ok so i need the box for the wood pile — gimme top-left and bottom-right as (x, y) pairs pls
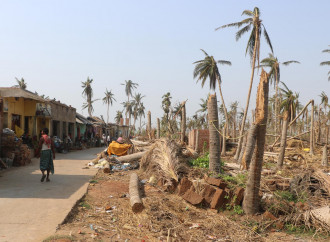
(0, 132), (32, 167)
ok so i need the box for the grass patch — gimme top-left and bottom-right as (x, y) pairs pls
(79, 201), (91, 209)
(89, 179), (98, 184)
(218, 173), (247, 188)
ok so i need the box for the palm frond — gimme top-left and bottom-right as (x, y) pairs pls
(215, 21), (246, 31)
(282, 60), (300, 66)
(320, 61), (330, 66)
(217, 60), (232, 66)
(235, 23), (252, 41)
(262, 24), (273, 53)
(241, 10), (254, 16)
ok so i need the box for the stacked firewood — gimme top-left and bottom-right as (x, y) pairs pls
(1, 133), (31, 167)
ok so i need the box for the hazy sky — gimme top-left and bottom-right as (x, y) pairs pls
(1, 0), (329, 126)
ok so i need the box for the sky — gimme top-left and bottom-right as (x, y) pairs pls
(0, 0), (329, 127)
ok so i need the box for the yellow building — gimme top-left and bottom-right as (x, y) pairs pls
(0, 87), (50, 137)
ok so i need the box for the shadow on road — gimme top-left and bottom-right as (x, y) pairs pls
(0, 173), (93, 199)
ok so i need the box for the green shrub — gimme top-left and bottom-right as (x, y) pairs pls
(189, 153), (209, 168)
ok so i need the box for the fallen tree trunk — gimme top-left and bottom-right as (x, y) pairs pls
(131, 140), (150, 146)
(116, 151), (147, 162)
(129, 173), (144, 213)
(313, 170), (330, 195)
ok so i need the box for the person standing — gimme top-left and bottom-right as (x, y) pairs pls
(36, 128), (55, 182)
(107, 134), (111, 146)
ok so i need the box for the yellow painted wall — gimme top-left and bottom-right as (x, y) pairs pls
(3, 97), (38, 135)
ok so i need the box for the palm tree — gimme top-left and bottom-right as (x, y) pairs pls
(259, 53), (300, 135)
(320, 91), (329, 116)
(81, 77), (96, 117)
(137, 103), (146, 134)
(320, 46), (330, 81)
(115, 111), (123, 125)
(132, 93), (145, 132)
(277, 82), (299, 168)
(122, 101), (134, 126)
(121, 80), (138, 120)
(102, 89), (116, 124)
(162, 92), (172, 123)
(217, 7), (273, 160)
(15, 77), (27, 90)
(193, 49), (231, 154)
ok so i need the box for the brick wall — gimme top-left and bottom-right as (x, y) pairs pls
(188, 129), (223, 153)
(188, 129), (209, 152)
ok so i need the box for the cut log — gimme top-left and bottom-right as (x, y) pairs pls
(129, 173), (144, 213)
(103, 164), (111, 173)
(116, 151), (147, 162)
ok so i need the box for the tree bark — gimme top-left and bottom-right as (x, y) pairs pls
(241, 124), (258, 170)
(157, 118), (160, 139)
(277, 111), (289, 169)
(207, 94), (221, 174)
(238, 135), (247, 164)
(221, 125), (226, 156)
(310, 100), (314, 155)
(234, 29), (259, 160)
(322, 145), (328, 167)
(243, 69), (269, 215)
(129, 173), (144, 213)
(217, 76), (229, 137)
(181, 102), (186, 143)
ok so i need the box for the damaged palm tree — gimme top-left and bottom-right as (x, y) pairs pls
(207, 94), (221, 174)
(140, 139), (187, 183)
(243, 69), (269, 215)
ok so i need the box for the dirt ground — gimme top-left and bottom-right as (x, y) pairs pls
(45, 142), (330, 242)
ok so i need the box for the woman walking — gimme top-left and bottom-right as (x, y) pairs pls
(36, 128), (55, 182)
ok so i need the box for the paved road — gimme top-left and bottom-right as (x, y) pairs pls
(0, 147), (105, 242)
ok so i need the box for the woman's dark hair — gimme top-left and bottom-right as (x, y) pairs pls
(42, 128), (49, 135)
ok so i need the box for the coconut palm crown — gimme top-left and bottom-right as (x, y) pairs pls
(102, 89), (116, 124)
(15, 77), (27, 90)
(216, 7), (273, 65)
(259, 53), (300, 87)
(320, 46), (330, 81)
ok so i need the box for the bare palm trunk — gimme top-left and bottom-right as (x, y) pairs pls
(147, 111), (151, 140)
(221, 125), (226, 156)
(157, 118), (160, 139)
(234, 30), (259, 160)
(243, 69), (269, 215)
(277, 111), (289, 169)
(139, 116), (142, 134)
(274, 70), (279, 140)
(107, 103), (109, 124)
(241, 124), (258, 170)
(310, 100), (314, 155)
(181, 103), (186, 143)
(208, 94), (221, 173)
(216, 77), (229, 156)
